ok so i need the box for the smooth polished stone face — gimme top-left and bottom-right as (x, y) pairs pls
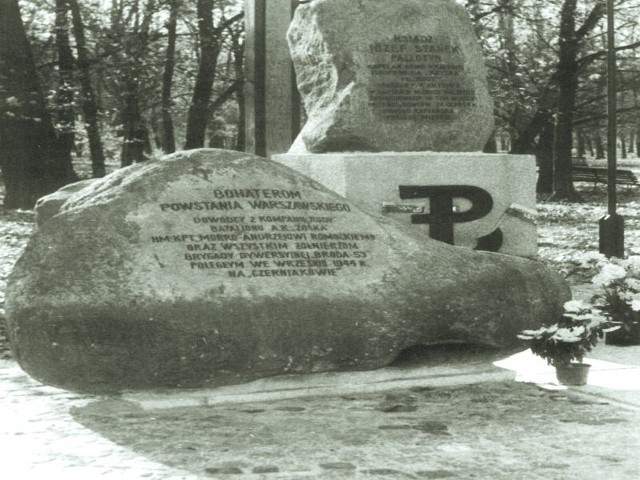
(273, 152), (537, 257)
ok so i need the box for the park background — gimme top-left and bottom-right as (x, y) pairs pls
(4, 1), (640, 206)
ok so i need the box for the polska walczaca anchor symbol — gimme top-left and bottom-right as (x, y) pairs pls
(385, 185), (520, 253)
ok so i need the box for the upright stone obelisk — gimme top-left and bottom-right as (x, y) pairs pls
(243, 0), (301, 158)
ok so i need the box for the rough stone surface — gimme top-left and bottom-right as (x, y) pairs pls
(287, 0), (494, 153)
(34, 179), (96, 228)
(7, 149), (568, 392)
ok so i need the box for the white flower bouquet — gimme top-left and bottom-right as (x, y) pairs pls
(591, 256), (640, 345)
(518, 300), (616, 366)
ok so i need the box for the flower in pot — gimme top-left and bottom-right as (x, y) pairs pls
(591, 258), (640, 346)
(517, 300), (617, 386)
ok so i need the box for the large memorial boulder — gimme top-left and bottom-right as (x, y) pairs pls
(7, 149), (568, 392)
(288, 0), (494, 153)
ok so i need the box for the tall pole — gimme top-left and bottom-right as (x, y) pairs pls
(243, 0), (301, 158)
(599, 0), (624, 257)
(606, 0), (617, 215)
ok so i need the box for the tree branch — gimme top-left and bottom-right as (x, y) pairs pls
(210, 79), (241, 113)
(214, 11), (244, 36)
(578, 40), (640, 69)
(574, 105), (640, 126)
(575, 0), (605, 42)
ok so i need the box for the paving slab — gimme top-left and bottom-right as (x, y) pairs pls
(0, 360), (197, 479)
(495, 348), (640, 410)
(122, 356), (513, 410)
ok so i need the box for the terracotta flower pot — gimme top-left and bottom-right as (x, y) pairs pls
(555, 363), (590, 386)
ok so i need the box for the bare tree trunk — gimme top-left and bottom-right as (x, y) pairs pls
(483, 133), (497, 153)
(549, 0), (604, 199)
(68, 0), (106, 177)
(0, 0), (76, 209)
(230, 22), (245, 151)
(54, 0), (75, 158)
(120, 86), (147, 167)
(119, 0), (154, 166)
(497, 0), (526, 148)
(148, 109), (162, 149)
(512, 0), (604, 172)
(586, 132), (594, 157)
(511, 107), (554, 154)
(632, 93), (638, 156)
(536, 118), (554, 194)
(629, 95), (640, 157)
(184, 5), (243, 149)
(184, 0), (218, 149)
(595, 131), (605, 159)
(160, 0), (178, 153)
(550, 0), (580, 201)
(576, 129), (586, 159)
(621, 134), (627, 159)
(510, 1), (557, 155)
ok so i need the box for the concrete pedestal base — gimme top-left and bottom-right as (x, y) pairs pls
(273, 152), (537, 257)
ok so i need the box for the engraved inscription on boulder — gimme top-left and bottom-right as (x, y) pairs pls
(7, 150), (568, 392)
(367, 35), (477, 123)
(146, 194), (374, 280)
(288, 0), (494, 153)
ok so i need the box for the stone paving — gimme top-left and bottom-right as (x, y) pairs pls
(1, 360), (197, 479)
(2, 346), (640, 480)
